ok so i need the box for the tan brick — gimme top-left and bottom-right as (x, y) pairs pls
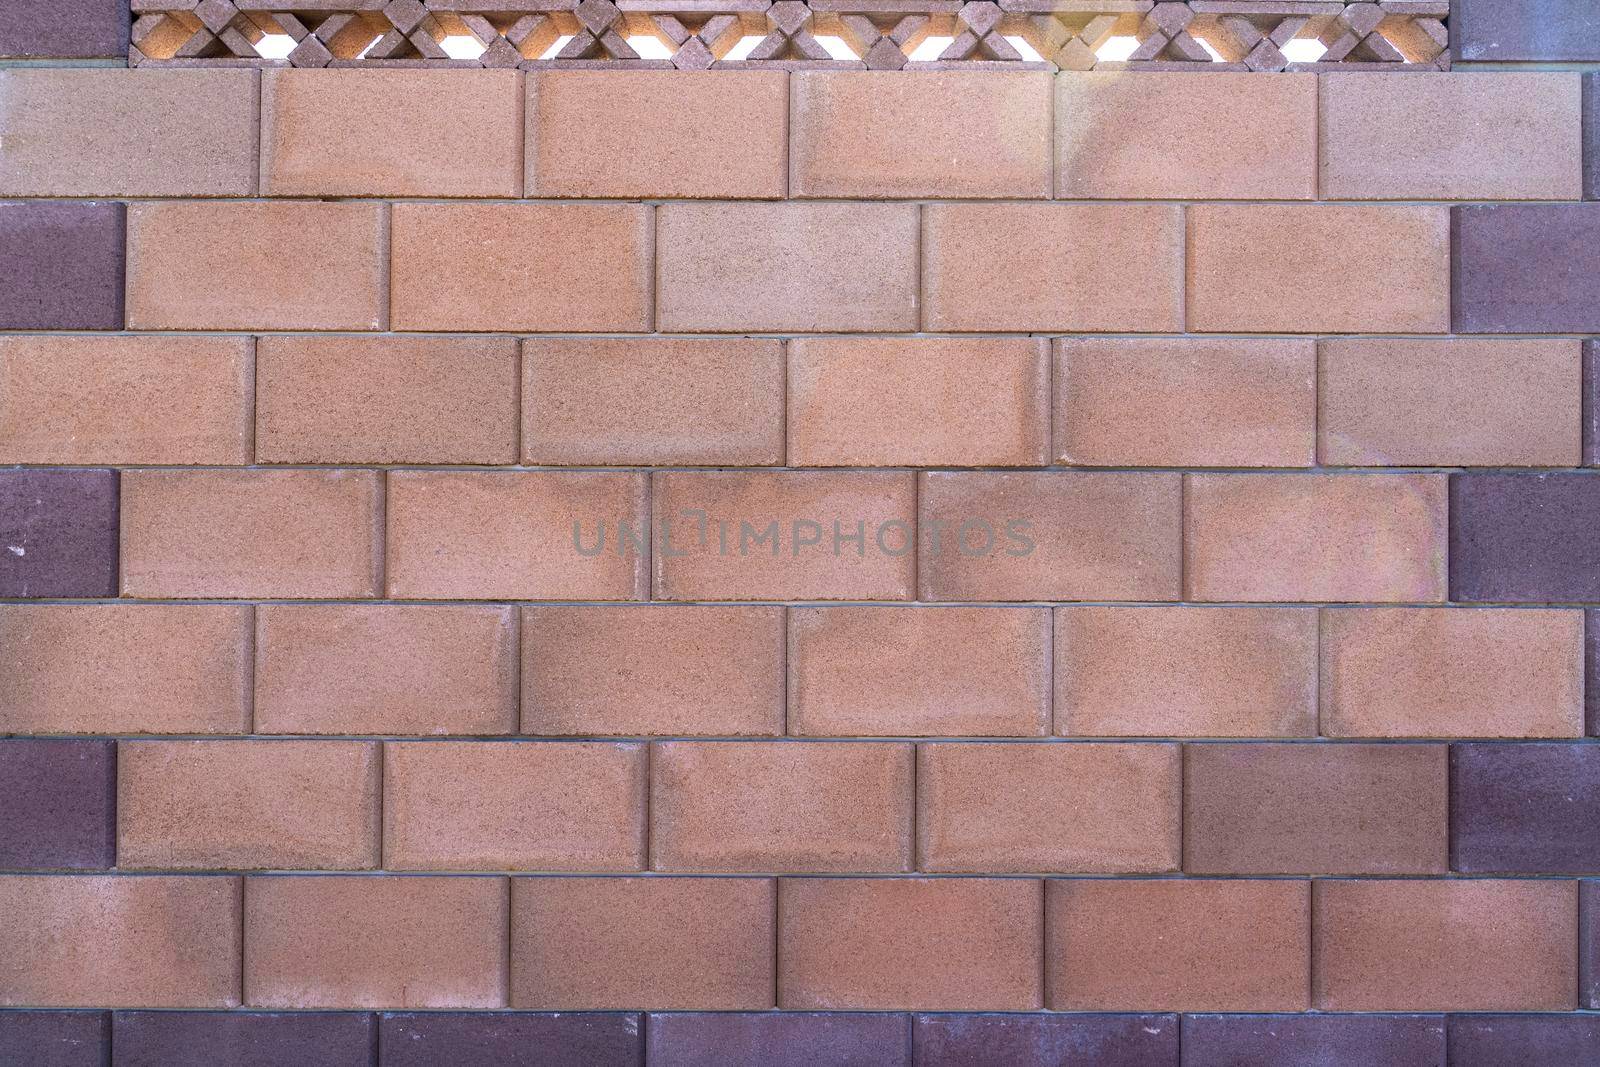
(126, 201), (387, 331)
(1054, 606), (1317, 738)
(1318, 338), (1582, 467)
(788, 337), (1049, 467)
(522, 606), (784, 737)
(118, 740), (379, 870)
(1314, 880), (1577, 1011)
(526, 70), (786, 198)
(650, 741), (913, 873)
(652, 471), (916, 601)
(1056, 72), (1315, 199)
(255, 605), (518, 737)
(391, 202), (652, 332)
(256, 335), (518, 465)
(918, 471), (1182, 602)
(1188, 205), (1450, 333)
(245, 875), (506, 1009)
(1054, 338), (1315, 467)
(656, 202), (918, 332)
(510, 877), (774, 1010)
(121, 470), (382, 599)
(788, 606), (1050, 737)
(383, 741), (646, 871)
(0, 69), (257, 196)
(1321, 72), (1583, 200)
(0, 336), (251, 465)
(0, 604), (250, 734)
(1184, 474), (1448, 603)
(386, 471), (649, 601)
(1047, 880), (1310, 1011)
(779, 877), (1042, 1010)
(791, 71), (1052, 198)
(262, 69), (522, 197)
(1320, 607), (1584, 738)
(917, 742), (1180, 873)
(0, 875), (240, 1008)
(522, 337), (783, 466)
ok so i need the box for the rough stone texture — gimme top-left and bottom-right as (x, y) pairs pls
(382, 1013), (644, 1067)
(0, 1011), (108, 1067)
(1319, 338), (1583, 467)
(1182, 1014), (1446, 1067)
(0, 469), (118, 598)
(0, 336), (252, 466)
(522, 338), (784, 466)
(262, 70), (523, 196)
(1320, 73), (1583, 200)
(522, 606), (784, 736)
(527, 71), (787, 199)
(0, 740), (115, 871)
(1054, 338), (1315, 467)
(1189, 205), (1450, 333)
(0, 202), (124, 330)
(510, 877), (774, 1009)
(112, 1011), (375, 1067)
(1452, 743), (1600, 873)
(1057, 72), (1315, 199)
(1046, 880), (1310, 1011)
(651, 740), (912, 873)
(0, 71), (257, 197)
(646, 1013), (906, 1067)
(0, 0), (127, 58)
(1313, 879), (1578, 1011)
(1183, 742), (1448, 875)
(913, 1014), (1178, 1067)
(1453, 0), (1600, 61)
(1054, 606), (1317, 737)
(1454, 205), (1600, 333)
(922, 203), (1183, 332)
(779, 878), (1042, 1010)
(791, 71), (1052, 198)
(1448, 1015), (1600, 1066)
(1450, 473), (1600, 603)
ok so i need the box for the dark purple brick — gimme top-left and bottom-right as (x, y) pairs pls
(647, 1013), (909, 1067)
(1453, 0), (1600, 61)
(0, 1011), (108, 1067)
(914, 1014), (1176, 1067)
(0, 202), (125, 330)
(1584, 881), (1600, 1008)
(0, 469), (118, 598)
(1453, 206), (1600, 334)
(380, 1013), (640, 1067)
(1585, 341), (1598, 465)
(1588, 610), (1599, 736)
(1448, 1014), (1600, 1065)
(1586, 76), (1598, 201)
(1452, 744), (1600, 873)
(1182, 1014), (1445, 1067)
(0, 0), (127, 58)
(0, 740), (114, 871)
(114, 1012), (372, 1067)
(1449, 473), (1600, 604)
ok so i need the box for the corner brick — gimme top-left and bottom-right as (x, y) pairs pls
(1453, 205), (1600, 333)
(0, 875), (240, 1008)
(1188, 205), (1449, 334)
(1449, 1015), (1600, 1067)
(1313, 879), (1576, 1011)
(0, 0), (127, 59)
(646, 1013), (907, 1067)
(381, 1013), (644, 1067)
(1454, 0), (1600, 61)
(244, 875), (507, 1009)
(779, 878), (1042, 1010)
(1181, 1015), (1445, 1067)
(0, 202), (124, 330)
(0, 740), (114, 871)
(1184, 743), (1447, 875)
(0, 469), (118, 598)
(1450, 473), (1600, 603)
(914, 1014), (1178, 1067)
(0, 1011), (108, 1067)
(1046, 880), (1309, 1011)
(1057, 72), (1315, 200)
(922, 203), (1183, 332)
(112, 1011), (375, 1067)
(510, 877), (774, 1010)
(1054, 607), (1317, 738)
(0, 71), (257, 197)
(1452, 744), (1600, 873)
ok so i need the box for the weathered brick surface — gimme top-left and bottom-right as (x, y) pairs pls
(1454, 205), (1600, 333)
(1452, 744), (1600, 873)
(1451, 473), (1600, 603)
(0, 1011), (108, 1067)
(915, 1014), (1178, 1067)
(647, 1013), (905, 1067)
(383, 1013), (643, 1067)
(1454, 0), (1600, 61)
(112, 1012), (375, 1067)
(0, 469), (119, 598)
(1449, 1015), (1600, 1067)
(0, 202), (124, 330)
(1182, 1015), (1446, 1067)
(0, 740), (115, 871)
(0, 0), (126, 58)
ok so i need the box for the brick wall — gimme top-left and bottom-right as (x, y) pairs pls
(3, 2), (1600, 1063)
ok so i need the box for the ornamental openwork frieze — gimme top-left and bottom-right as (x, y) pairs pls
(130, 0), (1449, 70)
